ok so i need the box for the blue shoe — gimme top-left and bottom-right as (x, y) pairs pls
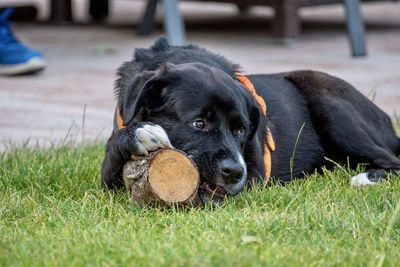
(0, 8), (45, 75)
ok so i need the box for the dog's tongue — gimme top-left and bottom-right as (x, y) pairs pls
(199, 181), (228, 197)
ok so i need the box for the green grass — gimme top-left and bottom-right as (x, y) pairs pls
(1, 144), (400, 267)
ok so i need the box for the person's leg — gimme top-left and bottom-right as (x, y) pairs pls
(0, 8), (45, 75)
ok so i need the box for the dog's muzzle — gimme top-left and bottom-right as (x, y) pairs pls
(198, 152), (247, 204)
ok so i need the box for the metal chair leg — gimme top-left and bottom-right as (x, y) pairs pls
(162, 0), (186, 46)
(344, 0), (367, 57)
(138, 0), (159, 35)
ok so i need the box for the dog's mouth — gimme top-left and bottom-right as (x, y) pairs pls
(198, 181), (228, 203)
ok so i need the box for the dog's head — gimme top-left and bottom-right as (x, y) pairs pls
(123, 63), (260, 203)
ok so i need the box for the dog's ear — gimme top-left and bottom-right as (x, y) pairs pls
(246, 101), (260, 141)
(123, 66), (174, 125)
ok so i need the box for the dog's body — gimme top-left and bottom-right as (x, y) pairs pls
(102, 38), (400, 203)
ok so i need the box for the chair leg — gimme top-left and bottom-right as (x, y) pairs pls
(272, 1), (300, 39)
(344, 0), (367, 57)
(50, 0), (72, 22)
(162, 0), (186, 46)
(236, 3), (251, 14)
(138, 0), (159, 35)
(89, 0), (109, 21)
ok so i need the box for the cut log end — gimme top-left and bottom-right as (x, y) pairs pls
(148, 149), (199, 203)
(123, 149), (201, 207)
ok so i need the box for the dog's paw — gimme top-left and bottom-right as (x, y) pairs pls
(351, 173), (376, 188)
(350, 170), (385, 188)
(134, 124), (173, 155)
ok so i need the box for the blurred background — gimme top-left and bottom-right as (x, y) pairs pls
(0, 0), (399, 151)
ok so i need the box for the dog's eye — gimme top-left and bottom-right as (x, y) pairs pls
(192, 119), (206, 129)
(237, 126), (246, 136)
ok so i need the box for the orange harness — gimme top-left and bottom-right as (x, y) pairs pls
(115, 73), (275, 181)
(236, 73), (275, 180)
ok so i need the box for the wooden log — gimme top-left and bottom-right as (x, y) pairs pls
(123, 149), (201, 207)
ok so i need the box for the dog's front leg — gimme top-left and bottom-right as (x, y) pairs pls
(101, 122), (172, 189)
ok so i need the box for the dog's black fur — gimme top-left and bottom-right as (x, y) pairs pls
(102, 38), (400, 202)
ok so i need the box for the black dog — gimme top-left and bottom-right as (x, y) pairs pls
(102, 38), (400, 203)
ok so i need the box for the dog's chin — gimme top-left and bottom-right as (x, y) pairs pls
(198, 177), (247, 205)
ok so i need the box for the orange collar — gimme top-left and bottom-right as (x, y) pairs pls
(115, 105), (125, 130)
(235, 72), (267, 116)
(114, 72), (274, 181)
(236, 72), (275, 180)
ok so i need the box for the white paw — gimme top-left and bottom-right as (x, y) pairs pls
(350, 172), (377, 188)
(134, 124), (173, 155)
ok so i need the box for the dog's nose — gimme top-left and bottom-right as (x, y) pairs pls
(221, 159), (244, 184)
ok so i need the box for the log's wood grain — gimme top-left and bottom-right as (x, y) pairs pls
(123, 149), (201, 207)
